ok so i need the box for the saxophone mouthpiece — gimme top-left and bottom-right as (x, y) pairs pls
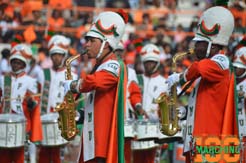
(80, 49), (88, 56)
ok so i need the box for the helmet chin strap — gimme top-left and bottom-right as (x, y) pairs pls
(236, 70), (246, 79)
(12, 68), (25, 75)
(59, 56), (67, 68)
(206, 41), (212, 58)
(151, 62), (160, 74)
(96, 38), (107, 59)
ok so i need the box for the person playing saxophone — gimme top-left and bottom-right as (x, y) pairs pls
(62, 10), (128, 163)
(165, 4), (239, 162)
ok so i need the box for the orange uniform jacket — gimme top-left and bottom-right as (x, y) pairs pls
(79, 54), (127, 162)
(185, 57), (237, 137)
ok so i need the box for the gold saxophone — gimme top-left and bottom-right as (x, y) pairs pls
(55, 54), (81, 141)
(155, 48), (194, 136)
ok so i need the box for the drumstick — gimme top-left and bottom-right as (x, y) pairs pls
(4, 93), (42, 101)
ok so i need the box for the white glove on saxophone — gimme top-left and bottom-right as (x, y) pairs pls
(165, 73), (181, 91)
(176, 106), (187, 119)
(63, 80), (73, 94)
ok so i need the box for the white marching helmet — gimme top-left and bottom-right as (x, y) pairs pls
(140, 43), (160, 73)
(140, 44), (160, 63)
(48, 35), (70, 56)
(10, 44), (32, 66)
(86, 11), (126, 58)
(193, 6), (234, 57)
(233, 47), (246, 69)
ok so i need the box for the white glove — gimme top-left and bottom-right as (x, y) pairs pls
(176, 106), (187, 119)
(165, 73), (181, 91)
(63, 80), (73, 94)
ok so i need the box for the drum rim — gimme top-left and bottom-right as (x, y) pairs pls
(0, 114), (26, 122)
(41, 113), (59, 123)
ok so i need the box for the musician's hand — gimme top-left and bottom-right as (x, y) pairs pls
(135, 104), (149, 119)
(165, 73), (181, 91)
(26, 97), (37, 111)
(176, 106), (187, 120)
(63, 80), (73, 94)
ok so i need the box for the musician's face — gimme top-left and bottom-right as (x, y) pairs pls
(143, 61), (158, 75)
(85, 37), (103, 59)
(194, 41), (208, 60)
(51, 53), (65, 68)
(10, 59), (26, 73)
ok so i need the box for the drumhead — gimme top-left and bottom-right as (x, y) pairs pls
(41, 112), (59, 123)
(0, 114), (26, 123)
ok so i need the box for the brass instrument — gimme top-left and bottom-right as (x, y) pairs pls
(55, 54), (81, 141)
(155, 49), (194, 136)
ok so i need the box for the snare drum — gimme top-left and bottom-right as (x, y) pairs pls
(41, 113), (67, 146)
(0, 114), (26, 148)
(124, 119), (136, 138)
(136, 120), (159, 141)
(132, 140), (159, 150)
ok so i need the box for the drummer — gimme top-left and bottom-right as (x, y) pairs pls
(38, 34), (79, 163)
(0, 43), (43, 163)
(132, 43), (168, 163)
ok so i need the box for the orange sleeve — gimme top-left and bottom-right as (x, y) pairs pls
(23, 96), (43, 142)
(128, 81), (142, 109)
(186, 59), (227, 82)
(80, 70), (118, 92)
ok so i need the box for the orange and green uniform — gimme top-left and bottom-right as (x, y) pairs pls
(182, 54), (238, 162)
(78, 54), (127, 163)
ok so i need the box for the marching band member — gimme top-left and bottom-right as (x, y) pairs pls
(63, 10), (128, 163)
(166, 5), (239, 162)
(132, 43), (168, 163)
(232, 39), (246, 163)
(0, 44), (43, 163)
(38, 34), (78, 163)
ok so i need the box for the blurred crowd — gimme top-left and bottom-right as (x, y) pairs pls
(0, 0), (246, 90)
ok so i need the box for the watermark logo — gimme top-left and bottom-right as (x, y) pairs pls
(193, 136), (240, 162)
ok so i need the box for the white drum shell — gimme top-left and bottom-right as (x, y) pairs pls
(136, 120), (159, 141)
(0, 114), (26, 148)
(132, 140), (158, 150)
(155, 131), (183, 144)
(124, 120), (136, 138)
(41, 113), (67, 146)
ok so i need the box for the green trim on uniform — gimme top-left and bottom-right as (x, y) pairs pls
(3, 75), (11, 113)
(41, 68), (51, 114)
(118, 58), (125, 163)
